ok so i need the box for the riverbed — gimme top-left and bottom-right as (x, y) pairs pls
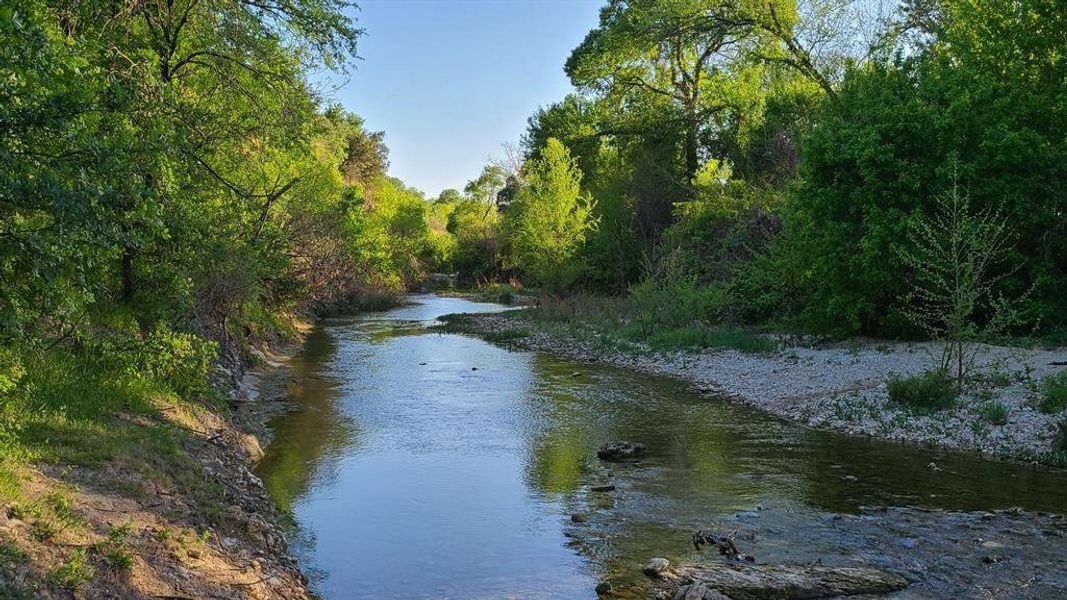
(255, 295), (1067, 599)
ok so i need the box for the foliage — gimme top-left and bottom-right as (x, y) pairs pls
(1039, 371), (1067, 415)
(506, 139), (597, 291)
(978, 400), (1009, 426)
(785, 0), (1067, 334)
(898, 172), (1025, 384)
(46, 548), (94, 590)
(887, 370), (958, 412)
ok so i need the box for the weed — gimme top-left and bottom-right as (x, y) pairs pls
(30, 519), (61, 542)
(483, 329), (530, 344)
(47, 548), (94, 590)
(91, 522), (133, 572)
(1039, 370), (1067, 414)
(978, 400), (1009, 426)
(0, 539), (28, 566)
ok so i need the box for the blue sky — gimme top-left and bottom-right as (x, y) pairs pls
(327, 0), (603, 198)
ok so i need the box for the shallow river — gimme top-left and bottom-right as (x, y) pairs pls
(256, 294), (1067, 599)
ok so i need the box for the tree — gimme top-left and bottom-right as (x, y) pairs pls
(898, 170), (1024, 385)
(566, 0), (774, 181)
(463, 165), (508, 206)
(506, 139), (597, 290)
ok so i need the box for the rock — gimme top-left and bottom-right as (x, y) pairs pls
(674, 586), (733, 600)
(644, 558), (671, 578)
(692, 531), (754, 562)
(239, 433), (265, 462)
(187, 548), (202, 559)
(897, 537), (918, 549)
(571, 513), (588, 523)
(650, 562), (908, 599)
(595, 581), (612, 595)
(983, 554), (1004, 564)
(597, 441), (647, 462)
(591, 484), (616, 492)
(679, 582), (707, 600)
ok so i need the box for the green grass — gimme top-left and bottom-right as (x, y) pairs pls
(978, 400), (1009, 426)
(93, 523), (134, 572)
(47, 548), (94, 590)
(633, 326), (776, 353)
(1, 343), (228, 535)
(512, 293), (775, 354)
(887, 370), (958, 412)
(1039, 370), (1067, 414)
(483, 329), (530, 344)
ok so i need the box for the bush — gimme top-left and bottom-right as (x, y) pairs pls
(887, 370), (958, 412)
(628, 278), (725, 331)
(1039, 370), (1067, 414)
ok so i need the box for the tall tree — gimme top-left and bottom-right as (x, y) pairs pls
(566, 0), (776, 181)
(507, 139), (597, 290)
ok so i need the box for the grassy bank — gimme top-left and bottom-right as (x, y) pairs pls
(0, 315), (316, 598)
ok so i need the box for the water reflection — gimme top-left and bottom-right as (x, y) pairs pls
(256, 295), (1067, 599)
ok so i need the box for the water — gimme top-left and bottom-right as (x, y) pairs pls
(255, 294), (1067, 599)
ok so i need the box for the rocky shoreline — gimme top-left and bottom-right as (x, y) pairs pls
(440, 312), (1067, 466)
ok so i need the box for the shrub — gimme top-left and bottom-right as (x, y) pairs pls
(1039, 370), (1067, 414)
(978, 400), (1009, 426)
(628, 278), (725, 331)
(643, 326), (775, 353)
(887, 370), (957, 412)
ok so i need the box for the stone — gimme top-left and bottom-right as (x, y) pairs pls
(643, 557), (671, 578)
(680, 582), (708, 600)
(239, 434), (265, 462)
(571, 513), (588, 523)
(597, 441), (647, 462)
(591, 484), (616, 492)
(595, 581), (612, 595)
(651, 562), (908, 599)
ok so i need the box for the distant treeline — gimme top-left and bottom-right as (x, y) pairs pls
(440, 0), (1067, 339)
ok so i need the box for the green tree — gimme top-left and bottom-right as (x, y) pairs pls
(565, 0), (775, 182)
(507, 139), (598, 290)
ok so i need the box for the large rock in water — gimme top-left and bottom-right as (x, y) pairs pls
(597, 441), (647, 462)
(647, 561), (908, 600)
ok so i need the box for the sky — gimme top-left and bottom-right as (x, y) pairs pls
(326, 0), (603, 198)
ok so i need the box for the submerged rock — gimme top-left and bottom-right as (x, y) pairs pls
(647, 561), (908, 599)
(597, 441), (647, 462)
(643, 558), (671, 578)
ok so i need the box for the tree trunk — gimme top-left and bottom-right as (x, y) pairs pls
(121, 245), (135, 303)
(685, 111), (699, 182)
